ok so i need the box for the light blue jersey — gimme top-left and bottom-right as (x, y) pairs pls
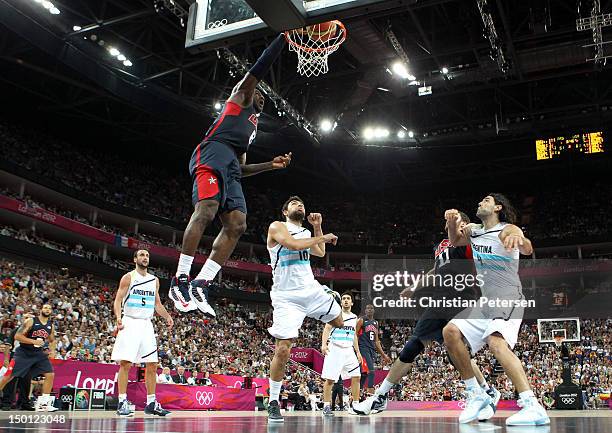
(329, 311), (358, 349)
(122, 270), (157, 319)
(268, 221), (317, 292)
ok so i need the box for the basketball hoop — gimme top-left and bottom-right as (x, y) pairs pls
(553, 335), (565, 348)
(285, 20), (347, 77)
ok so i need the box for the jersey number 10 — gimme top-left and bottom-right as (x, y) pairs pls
(299, 250), (309, 261)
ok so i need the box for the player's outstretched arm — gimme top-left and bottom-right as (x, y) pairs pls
(374, 329), (391, 365)
(154, 278), (174, 329)
(268, 221), (337, 251)
(500, 224), (533, 255)
(240, 153), (292, 177)
(353, 331), (363, 365)
(321, 323), (333, 355)
(444, 209), (472, 246)
(47, 324), (56, 358)
(113, 273), (131, 331)
(307, 213), (326, 257)
(229, 34), (286, 108)
(14, 318), (37, 346)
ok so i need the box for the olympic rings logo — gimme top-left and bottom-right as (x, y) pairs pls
(207, 20), (228, 29)
(457, 401), (466, 409)
(61, 395), (73, 403)
(195, 391), (214, 406)
(561, 397), (575, 405)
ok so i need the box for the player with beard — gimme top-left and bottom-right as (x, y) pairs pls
(170, 35), (292, 316)
(443, 194), (549, 425)
(0, 304), (57, 412)
(353, 212), (500, 419)
(112, 249), (174, 417)
(266, 196), (342, 423)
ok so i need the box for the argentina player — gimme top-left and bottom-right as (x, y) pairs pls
(443, 194), (550, 426)
(266, 196), (342, 423)
(112, 249), (174, 417)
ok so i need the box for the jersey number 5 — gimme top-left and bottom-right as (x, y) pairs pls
(141, 297), (146, 306)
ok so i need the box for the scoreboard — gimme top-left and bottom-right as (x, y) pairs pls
(536, 132), (604, 160)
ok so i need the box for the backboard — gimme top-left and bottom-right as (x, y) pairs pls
(186, 0), (401, 51)
(537, 317), (581, 343)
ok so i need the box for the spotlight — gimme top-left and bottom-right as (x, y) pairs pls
(41, 1), (53, 9)
(397, 130), (406, 139)
(375, 128), (389, 138)
(320, 119), (334, 133)
(408, 130), (414, 138)
(123, 60), (132, 67)
(108, 47), (120, 57)
(73, 25), (81, 31)
(49, 7), (60, 14)
(363, 128), (375, 140)
(391, 62), (411, 79)
(117, 54), (126, 61)
(214, 102), (222, 110)
(441, 67), (449, 74)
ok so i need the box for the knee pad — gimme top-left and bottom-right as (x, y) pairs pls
(399, 337), (425, 364)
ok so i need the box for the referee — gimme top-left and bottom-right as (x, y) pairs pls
(0, 305), (58, 412)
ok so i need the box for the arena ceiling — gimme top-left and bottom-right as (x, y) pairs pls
(1, 0), (611, 189)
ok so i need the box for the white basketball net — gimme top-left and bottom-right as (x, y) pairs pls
(285, 21), (347, 77)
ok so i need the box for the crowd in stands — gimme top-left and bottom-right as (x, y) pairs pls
(1, 258), (610, 407)
(2, 120), (612, 253)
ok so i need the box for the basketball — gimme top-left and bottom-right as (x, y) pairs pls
(306, 21), (338, 42)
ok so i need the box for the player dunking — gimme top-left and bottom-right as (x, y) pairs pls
(443, 194), (550, 425)
(0, 304), (57, 412)
(321, 292), (362, 417)
(356, 305), (391, 395)
(266, 196), (342, 423)
(170, 35), (292, 315)
(354, 213), (499, 419)
(112, 249), (174, 417)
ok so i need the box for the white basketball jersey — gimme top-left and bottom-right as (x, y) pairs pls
(268, 221), (317, 292)
(470, 223), (522, 298)
(329, 310), (358, 349)
(122, 270), (157, 319)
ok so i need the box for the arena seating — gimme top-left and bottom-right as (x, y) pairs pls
(1, 259), (609, 406)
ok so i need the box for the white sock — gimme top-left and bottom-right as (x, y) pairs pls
(519, 390), (535, 401)
(195, 259), (221, 281)
(176, 253), (194, 277)
(480, 380), (491, 391)
(146, 394), (156, 405)
(376, 379), (394, 396)
(119, 393), (127, 402)
(464, 377), (480, 390)
(39, 394), (49, 404)
(269, 379), (282, 403)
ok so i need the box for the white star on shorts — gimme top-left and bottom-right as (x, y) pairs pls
(208, 177), (217, 184)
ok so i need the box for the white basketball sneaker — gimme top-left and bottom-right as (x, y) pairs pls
(459, 388), (492, 423)
(478, 387), (501, 421)
(351, 394), (379, 415)
(505, 397), (550, 426)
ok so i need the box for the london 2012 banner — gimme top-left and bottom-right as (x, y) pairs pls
(127, 382), (255, 410)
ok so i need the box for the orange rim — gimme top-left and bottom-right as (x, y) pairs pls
(284, 20), (347, 54)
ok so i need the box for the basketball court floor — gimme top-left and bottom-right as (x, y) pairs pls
(0, 411), (610, 433)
